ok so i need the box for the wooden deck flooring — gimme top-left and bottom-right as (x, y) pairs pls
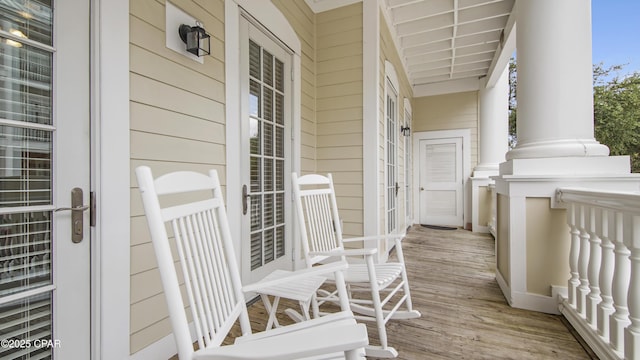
(170, 226), (595, 359)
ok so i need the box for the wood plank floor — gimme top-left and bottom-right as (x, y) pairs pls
(170, 226), (595, 359)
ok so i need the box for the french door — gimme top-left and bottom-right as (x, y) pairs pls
(385, 79), (398, 235)
(240, 18), (292, 283)
(0, 0), (91, 358)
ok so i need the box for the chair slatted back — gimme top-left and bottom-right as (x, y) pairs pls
(136, 167), (251, 360)
(292, 173), (345, 266)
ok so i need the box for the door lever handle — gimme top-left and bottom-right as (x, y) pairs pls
(55, 187), (86, 243)
(242, 185), (250, 215)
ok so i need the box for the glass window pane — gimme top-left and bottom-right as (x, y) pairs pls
(0, 291), (53, 359)
(0, 126), (52, 207)
(249, 40), (261, 80)
(0, 1), (52, 46)
(275, 226), (285, 258)
(263, 228), (274, 264)
(264, 158), (273, 192)
(263, 87), (273, 122)
(0, 41), (53, 125)
(250, 232), (262, 270)
(275, 59), (284, 92)
(276, 160), (284, 191)
(250, 157), (261, 192)
(263, 123), (273, 157)
(263, 50), (273, 87)
(276, 192), (284, 224)
(275, 126), (284, 158)
(250, 194), (262, 231)
(275, 93), (284, 125)
(249, 80), (261, 118)
(249, 118), (260, 155)
(264, 194), (273, 227)
(0, 211), (52, 297)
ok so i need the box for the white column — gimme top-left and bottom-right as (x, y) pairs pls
(474, 66), (509, 177)
(506, 0), (609, 161)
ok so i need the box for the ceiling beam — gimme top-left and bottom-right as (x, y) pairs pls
(485, 0), (516, 88)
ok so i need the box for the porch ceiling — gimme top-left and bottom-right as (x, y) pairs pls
(306, 0), (516, 96)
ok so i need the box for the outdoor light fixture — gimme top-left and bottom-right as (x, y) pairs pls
(401, 125), (411, 136)
(178, 21), (210, 57)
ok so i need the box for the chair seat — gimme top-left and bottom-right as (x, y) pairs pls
(196, 316), (367, 360)
(328, 263), (404, 288)
(257, 269), (326, 302)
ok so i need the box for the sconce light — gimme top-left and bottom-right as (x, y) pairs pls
(400, 125), (411, 137)
(178, 21), (210, 57)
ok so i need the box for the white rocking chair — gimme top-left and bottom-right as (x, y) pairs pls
(136, 166), (368, 360)
(292, 172), (421, 358)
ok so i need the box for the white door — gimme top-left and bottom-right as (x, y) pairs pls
(240, 18), (292, 283)
(0, 0), (91, 358)
(419, 138), (463, 227)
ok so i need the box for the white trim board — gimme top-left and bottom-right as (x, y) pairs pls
(362, 0), (380, 241)
(94, 0), (131, 358)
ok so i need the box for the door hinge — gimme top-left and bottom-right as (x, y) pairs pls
(90, 191), (96, 227)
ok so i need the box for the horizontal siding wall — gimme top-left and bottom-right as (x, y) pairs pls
(379, 13), (413, 237)
(316, 3), (364, 237)
(129, 0), (225, 354)
(272, 0), (317, 174)
(412, 91), (479, 169)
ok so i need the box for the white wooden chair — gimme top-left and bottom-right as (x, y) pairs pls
(292, 172), (421, 358)
(136, 166), (368, 360)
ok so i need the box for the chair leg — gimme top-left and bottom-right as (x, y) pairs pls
(362, 256), (400, 358)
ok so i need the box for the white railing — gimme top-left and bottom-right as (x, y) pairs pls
(556, 187), (640, 360)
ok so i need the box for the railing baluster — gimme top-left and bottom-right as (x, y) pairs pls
(610, 212), (630, 354)
(577, 204), (591, 317)
(568, 203), (580, 309)
(624, 214), (640, 358)
(598, 208), (615, 340)
(557, 188), (640, 360)
(587, 206), (603, 328)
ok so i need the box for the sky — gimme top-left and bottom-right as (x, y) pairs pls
(592, 0), (640, 74)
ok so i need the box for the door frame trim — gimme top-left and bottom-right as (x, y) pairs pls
(412, 129), (470, 228)
(225, 1), (302, 281)
(92, 0), (130, 358)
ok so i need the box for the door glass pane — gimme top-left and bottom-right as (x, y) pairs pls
(0, 126), (52, 207)
(248, 38), (286, 270)
(0, 39), (53, 125)
(0, 0), (53, 46)
(0, 1), (55, 359)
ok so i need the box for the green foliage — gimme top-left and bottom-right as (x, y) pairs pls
(508, 58), (517, 149)
(508, 60), (640, 172)
(593, 63), (640, 172)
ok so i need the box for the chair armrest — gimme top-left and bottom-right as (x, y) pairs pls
(242, 261), (348, 293)
(194, 322), (368, 360)
(310, 248), (377, 258)
(342, 233), (405, 243)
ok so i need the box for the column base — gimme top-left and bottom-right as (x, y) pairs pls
(500, 156), (630, 176)
(506, 139), (610, 161)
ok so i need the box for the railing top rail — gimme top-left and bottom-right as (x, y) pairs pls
(556, 187), (640, 214)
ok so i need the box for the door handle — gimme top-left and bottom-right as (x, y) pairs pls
(395, 182), (399, 197)
(55, 187), (87, 243)
(242, 185), (250, 215)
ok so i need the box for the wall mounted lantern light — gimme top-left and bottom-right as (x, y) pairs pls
(178, 21), (210, 57)
(400, 125), (411, 137)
